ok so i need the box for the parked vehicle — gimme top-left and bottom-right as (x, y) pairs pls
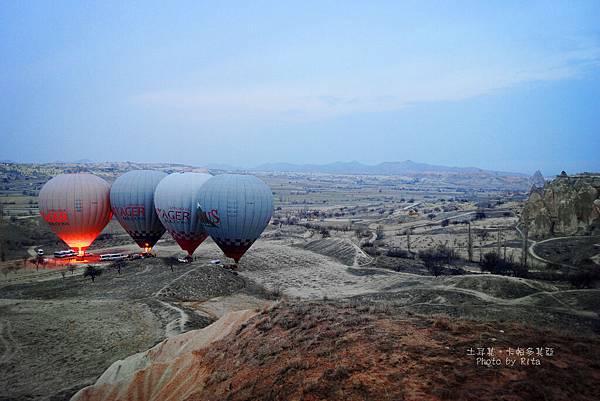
(100, 253), (126, 261)
(54, 250), (77, 258)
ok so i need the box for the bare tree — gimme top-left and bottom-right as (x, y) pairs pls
(419, 245), (457, 277)
(112, 259), (125, 275)
(478, 230), (490, 262)
(162, 256), (176, 272)
(496, 228), (502, 256)
(467, 222), (473, 262)
(83, 265), (102, 282)
(521, 225), (529, 268)
(376, 225), (384, 240)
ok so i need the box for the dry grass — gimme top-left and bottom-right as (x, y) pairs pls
(195, 299), (600, 401)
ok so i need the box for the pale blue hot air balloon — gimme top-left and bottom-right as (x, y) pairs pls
(154, 172), (212, 256)
(110, 170), (167, 251)
(196, 174), (273, 262)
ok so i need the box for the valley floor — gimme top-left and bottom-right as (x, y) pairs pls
(0, 236), (599, 400)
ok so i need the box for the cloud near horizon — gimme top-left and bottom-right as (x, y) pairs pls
(131, 39), (600, 121)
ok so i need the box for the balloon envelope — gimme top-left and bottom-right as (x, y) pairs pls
(39, 173), (112, 254)
(196, 174), (273, 262)
(110, 170), (167, 250)
(154, 172), (212, 256)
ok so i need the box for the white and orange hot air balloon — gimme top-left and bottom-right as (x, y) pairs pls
(39, 173), (112, 255)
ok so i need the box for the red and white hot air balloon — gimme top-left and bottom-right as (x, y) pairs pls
(39, 173), (112, 256)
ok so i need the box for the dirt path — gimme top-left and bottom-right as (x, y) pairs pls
(529, 235), (598, 268)
(154, 266), (201, 337)
(350, 241), (373, 267)
(426, 284), (588, 315)
(515, 225), (595, 269)
(157, 300), (189, 337)
(0, 320), (19, 365)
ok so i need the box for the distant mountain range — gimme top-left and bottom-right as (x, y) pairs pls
(209, 160), (528, 177)
(2, 159), (531, 179)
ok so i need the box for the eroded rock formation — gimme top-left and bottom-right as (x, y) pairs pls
(71, 309), (259, 401)
(522, 173), (600, 238)
(530, 169), (546, 189)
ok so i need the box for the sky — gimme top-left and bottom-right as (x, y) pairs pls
(1, 1), (599, 175)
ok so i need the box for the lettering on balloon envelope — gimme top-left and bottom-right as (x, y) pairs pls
(41, 209), (69, 225)
(196, 204), (220, 227)
(115, 205), (146, 219)
(156, 207), (192, 222)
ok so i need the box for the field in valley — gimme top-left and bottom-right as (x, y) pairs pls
(0, 164), (599, 400)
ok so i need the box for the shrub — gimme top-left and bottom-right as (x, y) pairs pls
(475, 211), (486, 220)
(362, 246), (380, 257)
(83, 265), (102, 282)
(480, 252), (525, 276)
(568, 268), (600, 289)
(418, 245), (457, 276)
(386, 248), (410, 258)
(376, 225), (384, 240)
(510, 263), (529, 278)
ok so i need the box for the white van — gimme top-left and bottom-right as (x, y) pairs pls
(100, 253), (126, 261)
(54, 250), (77, 258)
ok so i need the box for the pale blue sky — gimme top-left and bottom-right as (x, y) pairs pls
(1, 1), (599, 174)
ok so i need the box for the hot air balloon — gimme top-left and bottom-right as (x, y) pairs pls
(154, 172), (212, 256)
(196, 174), (273, 263)
(39, 173), (112, 256)
(110, 170), (167, 252)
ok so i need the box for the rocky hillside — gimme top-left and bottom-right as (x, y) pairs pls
(522, 173), (600, 238)
(72, 300), (600, 401)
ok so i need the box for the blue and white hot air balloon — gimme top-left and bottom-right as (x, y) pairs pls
(110, 170), (167, 251)
(196, 174), (273, 262)
(154, 172), (212, 256)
